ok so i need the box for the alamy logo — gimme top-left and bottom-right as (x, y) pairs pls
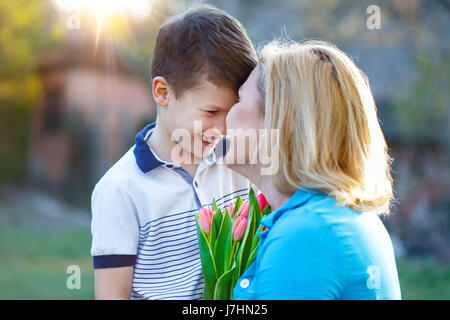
(366, 5), (381, 30)
(66, 265), (81, 290)
(67, 7), (81, 30)
(170, 121), (280, 176)
(366, 265), (381, 290)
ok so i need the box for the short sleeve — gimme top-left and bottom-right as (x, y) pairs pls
(90, 181), (140, 268)
(253, 213), (345, 299)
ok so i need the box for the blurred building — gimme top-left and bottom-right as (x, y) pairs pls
(29, 34), (155, 205)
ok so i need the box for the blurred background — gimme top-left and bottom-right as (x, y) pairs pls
(0, 0), (448, 299)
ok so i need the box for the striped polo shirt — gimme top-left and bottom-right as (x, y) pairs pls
(90, 122), (252, 299)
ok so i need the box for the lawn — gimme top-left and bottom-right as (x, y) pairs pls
(0, 225), (448, 299)
(0, 225), (94, 299)
(396, 256), (450, 300)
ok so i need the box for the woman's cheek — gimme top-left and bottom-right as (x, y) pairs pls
(236, 103), (253, 128)
(226, 99), (261, 132)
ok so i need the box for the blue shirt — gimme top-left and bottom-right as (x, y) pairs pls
(232, 188), (401, 300)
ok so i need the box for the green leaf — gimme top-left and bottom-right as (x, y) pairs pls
(233, 196), (242, 222)
(214, 210), (231, 276)
(262, 204), (271, 217)
(248, 188), (261, 234)
(203, 283), (209, 300)
(209, 223), (216, 253)
(251, 224), (262, 253)
(209, 199), (219, 251)
(230, 244), (241, 293)
(209, 210), (219, 253)
(236, 205), (257, 278)
(224, 209), (234, 272)
(245, 243), (259, 271)
(214, 208), (223, 237)
(244, 222), (263, 272)
(213, 263), (236, 300)
(212, 198), (218, 212)
(195, 214), (217, 300)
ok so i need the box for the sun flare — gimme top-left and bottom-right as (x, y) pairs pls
(52, 0), (153, 53)
(51, 0), (153, 22)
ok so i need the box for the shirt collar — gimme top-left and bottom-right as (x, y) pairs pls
(204, 150), (217, 166)
(133, 122), (217, 173)
(133, 122), (165, 173)
(260, 187), (323, 229)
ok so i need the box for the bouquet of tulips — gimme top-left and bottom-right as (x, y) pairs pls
(195, 188), (270, 300)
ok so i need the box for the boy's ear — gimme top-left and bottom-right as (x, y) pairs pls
(152, 76), (171, 107)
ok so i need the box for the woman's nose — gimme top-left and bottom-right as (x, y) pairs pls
(216, 116), (227, 137)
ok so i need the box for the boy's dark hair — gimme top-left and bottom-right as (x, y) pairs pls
(151, 4), (257, 98)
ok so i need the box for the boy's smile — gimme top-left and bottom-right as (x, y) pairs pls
(201, 134), (217, 146)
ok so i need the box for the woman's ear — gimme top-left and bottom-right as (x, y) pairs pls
(152, 76), (170, 107)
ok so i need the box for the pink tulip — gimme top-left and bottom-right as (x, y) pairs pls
(236, 199), (250, 218)
(198, 206), (213, 234)
(226, 203), (235, 219)
(257, 193), (269, 211)
(232, 215), (247, 241)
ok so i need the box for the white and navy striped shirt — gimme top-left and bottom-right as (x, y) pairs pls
(90, 123), (252, 299)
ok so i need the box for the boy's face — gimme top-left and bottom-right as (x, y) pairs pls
(162, 77), (237, 162)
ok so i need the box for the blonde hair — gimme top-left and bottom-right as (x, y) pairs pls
(259, 40), (393, 214)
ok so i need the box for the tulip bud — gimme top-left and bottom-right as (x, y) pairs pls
(236, 199), (250, 218)
(198, 206), (213, 234)
(226, 203), (234, 219)
(257, 193), (269, 211)
(232, 215), (247, 241)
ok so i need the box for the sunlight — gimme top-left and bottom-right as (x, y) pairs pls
(52, 0), (154, 53)
(51, 0), (153, 22)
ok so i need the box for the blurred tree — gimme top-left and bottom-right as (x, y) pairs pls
(0, 0), (64, 182)
(292, 0), (449, 147)
(390, 53), (450, 147)
(0, 0), (188, 184)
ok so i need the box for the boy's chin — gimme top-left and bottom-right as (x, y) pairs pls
(169, 140), (215, 165)
(178, 146), (215, 164)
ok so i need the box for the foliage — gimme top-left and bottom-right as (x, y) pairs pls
(0, 0), (64, 182)
(196, 189), (271, 300)
(389, 53), (450, 146)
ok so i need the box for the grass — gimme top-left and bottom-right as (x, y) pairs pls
(0, 225), (94, 299)
(0, 224), (448, 299)
(396, 256), (450, 300)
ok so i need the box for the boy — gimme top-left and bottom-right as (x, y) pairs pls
(90, 5), (257, 299)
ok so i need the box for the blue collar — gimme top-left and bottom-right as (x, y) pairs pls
(133, 122), (165, 173)
(261, 187), (323, 229)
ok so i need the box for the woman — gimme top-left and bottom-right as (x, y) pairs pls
(225, 40), (401, 299)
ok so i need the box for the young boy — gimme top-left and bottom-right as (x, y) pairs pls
(90, 5), (257, 299)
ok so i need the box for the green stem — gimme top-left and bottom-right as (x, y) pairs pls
(228, 240), (236, 270)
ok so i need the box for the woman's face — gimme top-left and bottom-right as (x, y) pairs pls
(225, 66), (265, 167)
(226, 66), (264, 134)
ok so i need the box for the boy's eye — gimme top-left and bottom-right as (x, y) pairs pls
(207, 110), (218, 114)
